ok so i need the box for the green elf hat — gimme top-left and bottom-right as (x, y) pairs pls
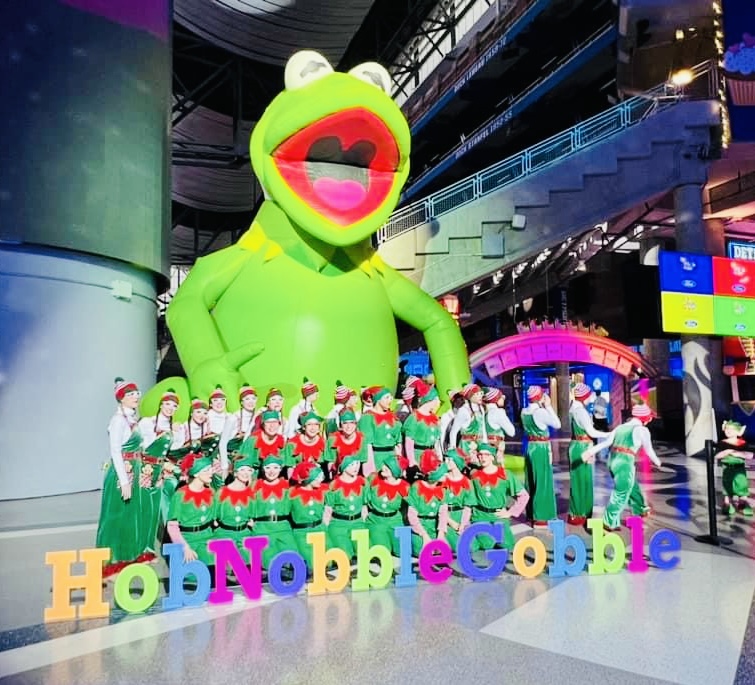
(382, 454), (408, 478)
(188, 455), (213, 477)
(191, 397), (208, 411)
(262, 454), (284, 468)
(478, 443), (497, 455)
(444, 449), (466, 471)
(233, 455), (256, 471)
(339, 409), (357, 423)
(299, 411), (323, 426)
(722, 420), (745, 433)
(418, 386), (439, 405)
(373, 387), (392, 403)
(261, 409), (282, 423)
(339, 454), (361, 473)
(209, 385), (226, 401)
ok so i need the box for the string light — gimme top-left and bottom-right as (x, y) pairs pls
(712, 0), (730, 148)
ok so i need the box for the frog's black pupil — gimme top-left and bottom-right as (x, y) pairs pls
(307, 137), (376, 168)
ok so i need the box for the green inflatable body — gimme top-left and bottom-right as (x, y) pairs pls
(143, 51), (470, 417)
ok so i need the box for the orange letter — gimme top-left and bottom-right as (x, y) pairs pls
(44, 548), (111, 622)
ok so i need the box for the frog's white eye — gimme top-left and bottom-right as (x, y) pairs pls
(285, 50), (334, 90)
(348, 62), (392, 94)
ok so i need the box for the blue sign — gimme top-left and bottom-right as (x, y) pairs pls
(659, 251), (714, 295)
(727, 240), (755, 261)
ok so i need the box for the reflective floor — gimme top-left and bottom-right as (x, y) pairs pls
(2, 443), (755, 685)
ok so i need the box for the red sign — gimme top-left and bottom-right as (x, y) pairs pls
(712, 257), (755, 298)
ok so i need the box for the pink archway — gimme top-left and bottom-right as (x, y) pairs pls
(469, 329), (658, 378)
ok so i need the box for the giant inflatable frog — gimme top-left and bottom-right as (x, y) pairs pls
(143, 51), (469, 416)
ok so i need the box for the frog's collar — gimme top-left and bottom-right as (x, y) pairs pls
(238, 220), (386, 277)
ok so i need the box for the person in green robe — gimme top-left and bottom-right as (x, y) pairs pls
(449, 384), (487, 453)
(470, 443), (529, 551)
(442, 449), (477, 552)
(520, 385), (560, 527)
(324, 454), (368, 560)
(165, 456), (217, 565)
(289, 461), (327, 573)
(248, 454), (297, 570)
(365, 454), (410, 555)
(213, 455), (256, 562)
(715, 420), (755, 516)
(406, 450), (449, 556)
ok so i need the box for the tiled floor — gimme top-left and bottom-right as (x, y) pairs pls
(1, 444), (754, 685)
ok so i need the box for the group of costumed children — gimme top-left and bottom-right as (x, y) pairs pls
(96, 374), (753, 581)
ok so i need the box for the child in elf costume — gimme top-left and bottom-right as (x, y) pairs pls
(406, 450), (449, 557)
(213, 455), (256, 562)
(325, 409), (369, 475)
(248, 454), (297, 571)
(470, 443), (529, 551)
(285, 412), (328, 478)
(364, 454), (410, 555)
(324, 454), (368, 560)
(239, 409), (287, 471)
(289, 461), (327, 573)
(165, 455), (217, 565)
(359, 387), (402, 476)
(716, 420), (754, 516)
(442, 449), (477, 552)
(402, 384), (442, 472)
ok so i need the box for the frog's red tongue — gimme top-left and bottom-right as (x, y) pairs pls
(312, 178), (367, 211)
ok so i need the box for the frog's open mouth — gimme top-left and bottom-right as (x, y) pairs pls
(272, 108), (400, 226)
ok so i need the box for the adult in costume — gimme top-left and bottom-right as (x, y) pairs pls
(585, 403), (662, 531)
(240, 409), (287, 470)
(142, 49), (469, 422)
(213, 455), (255, 562)
(325, 409), (369, 473)
(449, 384), (487, 451)
(364, 454), (409, 555)
(482, 387), (515, 463)
(402, 384), (442, 470)
(252, 388), (286, 434)
(207, 385), (229, 435)
(185, 398), (224, 487)
(219, 385), (259, 468)
(440, 391), (465, 451)
(325, 380), (354, 435)
(249, 454), (297, 570)
(567, 383), (608, 526)
(470, 444), (529, 551)
(324, 454), (367, 560)
(165, 455), (216, 565)
(359, 387), (402, 476)
(442, 449), (477, 552)
(96, 378), (158, 577)
(520, 385), (560, 527)
(406, 451), (449, 556)
(289, 461), (327, 572)
(286, 411), (328, 477)
(285, 378), (319, 439)
(715, 420), (754, 516)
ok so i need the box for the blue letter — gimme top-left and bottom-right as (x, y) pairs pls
(393, 526), (417, 588)
(161, 543), (211, 610)
(548, 520), (587, 577)
(457, 523), (508, 581)
(649, 529), (681, 570)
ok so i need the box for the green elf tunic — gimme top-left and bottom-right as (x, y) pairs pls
(402, 412), (441, 465)
(364, 475), (409, 555)
(213, 486), (255, 562)
(289, 485), (326, 569)
(407, 480), (447, 557)
(186, 423), (223, 488)
(248, 478), (297, 570)
(285, 434), (327, 469)
(718, 438), (751, 504)
(358, 411), (401, 472)
(325, 475), (367, 559)
(324, 431), (369, 471)
(443, 475), (477, 552)
(568, 410), (594, 522)
(521, 412), (557, 523)
(96, 420), (152, 568)
(603, 423), (648, 529)
(166, 486), (217, 565)
(470, 467), (523, 551)
(239, 431), (287, 469)
(141, 430), (180, 526)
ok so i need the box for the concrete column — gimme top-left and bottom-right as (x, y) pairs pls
(642, 339), (671, 377)
(674, 185), (727, 456)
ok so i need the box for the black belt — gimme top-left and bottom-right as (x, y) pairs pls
(373, 446), (395, 452)
(414, 444), (435, 450)
(291, 520), (323, 529)
(476, 504), (500, 513)
(368, 508), (400, 518)
(216, 522), (249, 532)
(253, 515), (290, 523)
(179, 522), (212, 532)
(448, 505), (464, 512)
(418, 513), (439, 519)
(332, 512), (362, 521)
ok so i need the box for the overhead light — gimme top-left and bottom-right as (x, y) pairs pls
(492, 270), (504, 285)
(575, 260), (587, 273)
(472, 283), (481, 295)
(671, 69), (694, 86)
(675, 28), (685, 41)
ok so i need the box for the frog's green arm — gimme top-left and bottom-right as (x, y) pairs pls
(166, 245), (254, 377)
(374, 254), (470, 396)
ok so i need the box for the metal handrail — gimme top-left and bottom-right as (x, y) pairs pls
(376, 59), (718, 245)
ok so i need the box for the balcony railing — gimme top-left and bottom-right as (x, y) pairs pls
(376, 59), (719, 245)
